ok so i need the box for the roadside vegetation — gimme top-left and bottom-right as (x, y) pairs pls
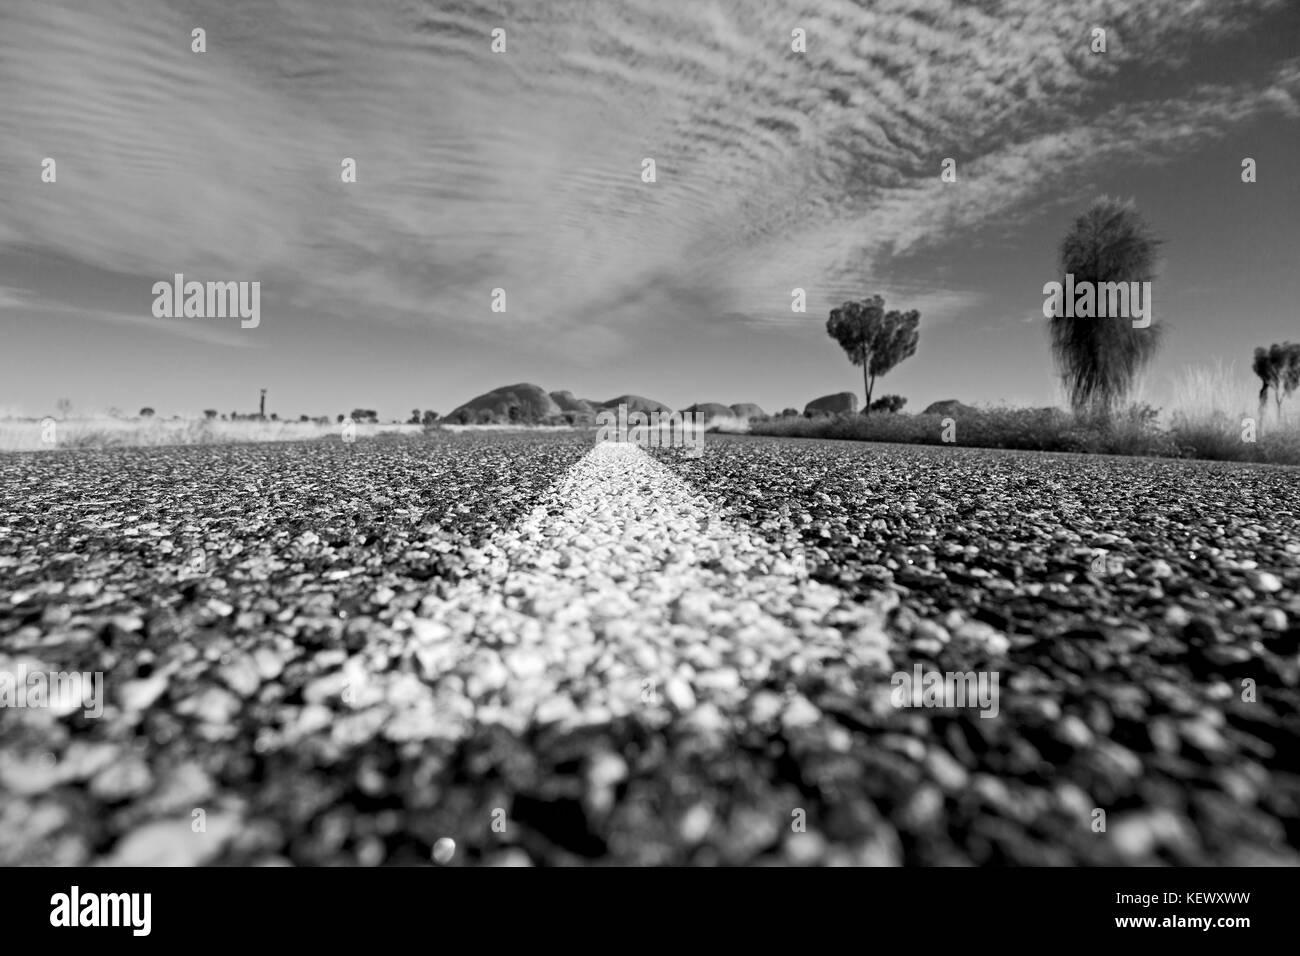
(772, 196), (1299, 465)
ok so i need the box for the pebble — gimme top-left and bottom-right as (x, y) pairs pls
(1057, 715), (1094, 749)
(106, 814), (238, 866)
(119, 675), (168, 713)
(781, 695), (821, 730)
(664, 676), (696, 711)
(925, 748), (969, 790)
(90, 755), (154, 800)
(785, 830), (827, 865)
(431, 837), (456, 864)
(218, 654), (262, 697)
(679, 804), (714, 844)
(899, 785), (945, 828)
(748, 691), (784, 724)
(1247, 571), (1283, 594)
(1259, 608), (1287, 631)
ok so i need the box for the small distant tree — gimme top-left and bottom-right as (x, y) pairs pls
(56, 398), (72, 419)
(350, 408), (378, 424)
(1253, 342), (1300, 424)
(204, 409), (218, 420)
(337, 414), (345, 423)
(869, 394), (907, 413)
(422, 410), (440, 426)
(139, 407), (155, 418)
(826, 296), (920, 414)
(299, 414), (309, 422)
(270, 412), (278, 421)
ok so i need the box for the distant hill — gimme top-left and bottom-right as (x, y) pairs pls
(445, 383), (561, 424)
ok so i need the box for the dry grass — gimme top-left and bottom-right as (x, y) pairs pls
(1163, 360), (1300, 464)
(0, 417), (423, 453)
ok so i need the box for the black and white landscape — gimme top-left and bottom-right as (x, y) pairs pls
(1, 1), (1298, 870)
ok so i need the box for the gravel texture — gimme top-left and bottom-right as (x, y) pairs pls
(1, 431), (1298, 866)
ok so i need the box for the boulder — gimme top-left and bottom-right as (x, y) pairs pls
(922, 399), (979, 416)
(446, 383), (562, 424)
(549, 391), (598, 423)
(681, 403), (734, 422)
(728, 403), (766, 419)
(804, 392), (858, 417)
(599, 395), (673, 416)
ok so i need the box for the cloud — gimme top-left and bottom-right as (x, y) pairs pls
(0, 0), (1294, 362)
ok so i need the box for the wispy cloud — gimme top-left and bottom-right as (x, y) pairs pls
(0, 0), (1294, 361)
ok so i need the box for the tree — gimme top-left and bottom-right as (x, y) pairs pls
(204, 409), (218, 420)
(422, 410), (440, 426)
(1050, 197), (1163, 420)
(139, 407), (155, 418)
(869, 394), (907, 413)
(826, 296), (920, 414)
(56, 398), (72, 418)
(408, 409), (422, 424)
(1253, 342), (1300, 423)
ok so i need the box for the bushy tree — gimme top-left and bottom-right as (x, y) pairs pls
(869, 394), (907, 413)
(1253, 342), (1300, 423)
(826, 296), (920, 414)
(139, 407), (155, 418)
(204, 409), (218, 420)
(1050, 197), (1163, 419)
(421, 410), (440, 426)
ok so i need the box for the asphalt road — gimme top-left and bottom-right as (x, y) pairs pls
(1, 431), (1297, 865)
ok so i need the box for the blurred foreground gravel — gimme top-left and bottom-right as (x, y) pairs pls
(1, 431), (1298, 866)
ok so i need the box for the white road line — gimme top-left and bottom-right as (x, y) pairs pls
(335, 442), (893, 742)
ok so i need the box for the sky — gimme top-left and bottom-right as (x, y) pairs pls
(0, 0), (1297, 421)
